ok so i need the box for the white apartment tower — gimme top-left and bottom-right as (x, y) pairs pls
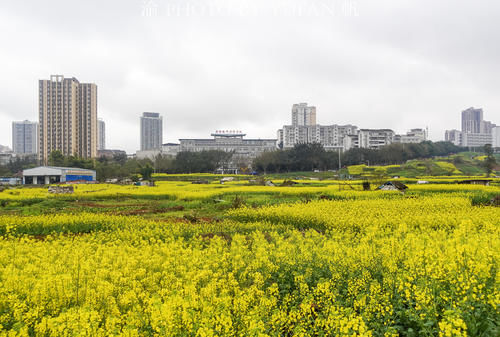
(12, 120), (38, 154)
(461, 107), (483, 134)
(358, 129), (395, 149)
(292, 103), (316, 126)
(38, 75), (98, 163)
(98, 119), (105, 150)
(140, 112), (163, 151)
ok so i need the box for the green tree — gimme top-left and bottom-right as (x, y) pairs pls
(48, 150), (65, 166)
(153, 154), (174, 173)
(113, 152), (128, 166)
(483, 144), (497, 177)
(139, 163), (154, 180)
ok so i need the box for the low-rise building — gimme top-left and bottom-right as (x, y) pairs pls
(358, 129), (395, 149)
(98, 149), (127, 159)
(492, 126), (500, 148)
(277, 129), (283, 147)
(279, 124), (357, 150)
(180, 131), (276, 155)
(162, 143), (180, 156)
(22, 166), (96, 185)
(0, 153), (14, 166)
(462, 133), (493, 148)
(135, 143), (180, 160)
(0, 177), (21, 185)
(179, 131), (276, 171)
(343, 134), (359, 151)
(445, 129), (463, 146)
(0, 145), (11, 153)
(393, 128), (427, 143)
(136, 149), (161, 160)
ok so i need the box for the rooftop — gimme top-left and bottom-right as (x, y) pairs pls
(24, 166), (96, 172)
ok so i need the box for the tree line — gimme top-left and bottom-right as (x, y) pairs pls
(253, 141), (466, 173)
(0, 150), (234, 181)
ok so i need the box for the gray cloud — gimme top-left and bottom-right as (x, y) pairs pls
(0, 0), (498, 153)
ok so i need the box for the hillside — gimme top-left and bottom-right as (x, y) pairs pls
(347, 152), (500, 178)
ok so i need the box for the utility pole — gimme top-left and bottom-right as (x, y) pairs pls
(338, 148), (342, 191)
(338, 148), (341, 171)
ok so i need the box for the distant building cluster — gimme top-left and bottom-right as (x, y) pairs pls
(277, 103), (427, 151)
(445, 107), (499, 148)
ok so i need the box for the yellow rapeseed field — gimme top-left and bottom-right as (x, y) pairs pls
(0, 180), (498, 336)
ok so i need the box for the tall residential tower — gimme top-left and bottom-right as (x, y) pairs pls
(98, 118), (106, 150)
(140, 112), (163, 151)
(12, 120), (38, 154)
(461, 107), (483, 134)
(38, 75), (98, 163)
(291, 103), (316, 126)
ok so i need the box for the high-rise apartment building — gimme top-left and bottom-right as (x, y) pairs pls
(461, 107), (483, 134)
(38, 75), (98, 163)
(98, 119), (105, 150)
(12, 120), (38, 154)
(292, 103), (316, 126)
(140, 112), (163, 151)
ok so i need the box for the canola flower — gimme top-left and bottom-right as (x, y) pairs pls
(228, 194), (500, 232)
(0, 183), (498, 336)
(1, 181), (498, 203)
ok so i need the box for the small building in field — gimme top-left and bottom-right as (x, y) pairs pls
(22, 166), (96, 185)
(377, 181), (408, 191)
(0, 177), (21, 185)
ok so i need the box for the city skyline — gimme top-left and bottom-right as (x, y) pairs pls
(1, 1), (499, 153)
(2, 98), (497, 155)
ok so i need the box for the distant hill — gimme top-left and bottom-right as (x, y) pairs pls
(347, 152), (500, 178)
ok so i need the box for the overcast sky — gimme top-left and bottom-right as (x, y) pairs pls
(0, 0), (499, 153)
